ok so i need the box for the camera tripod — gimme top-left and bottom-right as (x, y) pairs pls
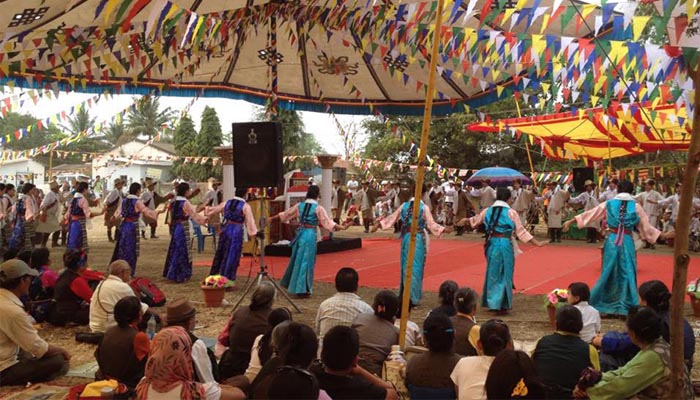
(232, 196), (301, 313)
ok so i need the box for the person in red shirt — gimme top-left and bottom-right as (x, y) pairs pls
(48, 249), (94, 326)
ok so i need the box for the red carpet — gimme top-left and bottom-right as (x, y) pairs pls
(195, 238), (700, 295)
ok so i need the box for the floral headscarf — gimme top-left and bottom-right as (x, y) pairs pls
(135, 326), (205, 400)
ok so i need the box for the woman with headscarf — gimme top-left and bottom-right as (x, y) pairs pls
(457, 187), (546, 313)
(136, 326), (245, 400)
(48, 249), (93, 326)
(564, 180), (666, 316)
(163, 182), (207, 283)
(111, 182), (164, 277)
(269, 185), (347, 297)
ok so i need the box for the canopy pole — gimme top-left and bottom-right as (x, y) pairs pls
(513, 99), (535, 180)
(48, 150), (54, 182)
(399, 0), (445, 349)
(669, 64), (700, 398)
(268, 3), (279, 120)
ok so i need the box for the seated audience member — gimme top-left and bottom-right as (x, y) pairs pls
(451, 287), (480, 356)
(244, 307), (293, 383)
(95, 296), (149, 389)
(430, 280), (458, 317)
(251, 322), (326, 399)
(166, 298), (219, 384)
(49, 249), (93, 326)
(312, 325), (397, 400)
(219, 282), (275, 380)
(395, 302), (423, 347)
(532, 305), (600, 398)
(90, 260), (150, 333)
(268, 366), (322, 400)
(567, 282), (600, 343)
(16, 250), (32, 265)
(406, 313), (462, 398)
(451, 319), (512, 400)
(135, 326), (245, 400)
(247, 321), (291, 395)
(593, 280), (695, 371)
(575, 307), (693, 399)
(485, 349), (546, 400)
(0, 259), (70, 386)
(29, 247), (58, 297)
(315, 267), (372, 340)
(351, 290), (400, 375)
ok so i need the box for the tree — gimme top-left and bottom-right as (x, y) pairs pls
(127, 96), (175, 139)
(102, 119), (132, 146)
(61, 107), (95, 137)
(254, 108), (325, 171)
(172, 114), (198, 179)
(191, 106), (223, 180)
(59, 107), (110, 163)
(0, 111), (65, 165)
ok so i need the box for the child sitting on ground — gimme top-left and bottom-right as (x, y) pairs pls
(567, 282), (601, 343)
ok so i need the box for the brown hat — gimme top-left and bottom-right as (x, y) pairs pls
(166, 298), (196, 325)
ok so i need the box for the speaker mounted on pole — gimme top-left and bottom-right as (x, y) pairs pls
(232, 122), (283, 188)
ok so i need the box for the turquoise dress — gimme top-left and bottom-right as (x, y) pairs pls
(399, 201), (428, 305)
(590, 199), (640, 315)
(281, 202), (319, 295)
(483, 205), (516, 311)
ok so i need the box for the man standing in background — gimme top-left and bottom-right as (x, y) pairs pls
(103, 179), (124, 243)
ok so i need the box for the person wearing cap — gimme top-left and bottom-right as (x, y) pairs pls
(36, 181), (63, 248)
(65, 181), (105, 253)
(270, 186), (347, 297)
(205, 187), (259, 282)
(165, 298), (220, 385)
(140, 178), (160, 239)
(8, 183), (38, 253)
(163, 182), (208, 283)
(0, 259), (70, 385)
(568, 180), (600, 243)
(103, 178), (125, 243)
(111, 182), (166, 276)
(598, 178), (619, 202)
(330, 179), (346, 224)
(564, 180), (667, 316)
(373, 183), (451, 305)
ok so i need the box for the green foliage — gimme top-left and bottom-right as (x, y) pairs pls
(102, 119), (132, 146)
(172, 114), (198, 178)
(196, 106), (223, 156)
(0, 111), (65, 165)
(126, 96), (175, 139)
(59, 107), (110, 164)
(254, 108), (325, 171)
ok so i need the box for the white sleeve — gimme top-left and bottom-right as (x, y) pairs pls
(192, 339), (216, 383)
(203, 382), (222, 400)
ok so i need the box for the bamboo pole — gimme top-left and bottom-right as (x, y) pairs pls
(669, 65), (700, 398)
(513, 99), (535, 180)
(398, 0), (445, 349)
(48, 150), (54, 182)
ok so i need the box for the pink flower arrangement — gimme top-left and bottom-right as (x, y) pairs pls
(687, 279), (700, 299)
(544, 288), (569, 308)
(202, 275), (234, 289)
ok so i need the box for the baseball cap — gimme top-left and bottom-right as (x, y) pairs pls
(0, 259), (38, 283)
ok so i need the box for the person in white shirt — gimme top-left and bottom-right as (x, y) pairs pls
(510, 179), (534, 227)
(140, 179), (160, 239)
(36, 181), (63, 248)
(542, 181), (569, 243)
(89, 260), (152, 333)
(315, 267), (373, 340)
(451, 319), (513, 400)
(345, 175), (359, 211)
(657, 182), (700, 224)
(0, 259), (70, 386)
(568, 181), (600, 243)
(469, 180), (496, 211)
(597, 178), (618, 202)
(567, 282), (600, 343)
(635, 179), (663, 248)
(104, 178), (125, 243)
(443, 182), (457, 226)
(330, 179), (345, 223)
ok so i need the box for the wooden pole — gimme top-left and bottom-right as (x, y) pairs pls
(398, 0), (444, 349)
(669, 65), (700, 398)
(513, 99), (536, 180)
(48, 150), (54, 182)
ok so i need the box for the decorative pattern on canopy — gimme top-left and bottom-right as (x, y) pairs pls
(468, 103), (692, 160)
(0, 0), (695, 115)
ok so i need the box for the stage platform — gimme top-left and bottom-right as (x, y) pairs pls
(264, 237), (362, 257)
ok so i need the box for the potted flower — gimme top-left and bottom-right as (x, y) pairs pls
(201, 275), (234, 307)
(686, 279), (700, 317)
(544, 288), (569, 329)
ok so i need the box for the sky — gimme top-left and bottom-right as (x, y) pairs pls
(1, 87), (366, 156)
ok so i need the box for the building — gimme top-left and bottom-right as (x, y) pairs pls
(92, 140), (176, 190)
(0, 158), (46, 186)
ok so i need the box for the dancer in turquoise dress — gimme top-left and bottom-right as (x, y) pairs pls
(374, 183), (447, 305)
(565, 180), (662, 316)
(270, 185), (346, 297)
(459, 187), (545, 313)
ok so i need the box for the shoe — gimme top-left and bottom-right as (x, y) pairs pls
(364, 229), (369, 233)
(151, 235), (159, 239)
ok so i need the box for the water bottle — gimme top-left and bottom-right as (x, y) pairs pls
(384, 345), (407, 394)
(146, 315), (156, 339)
(387, 345), (407, 364)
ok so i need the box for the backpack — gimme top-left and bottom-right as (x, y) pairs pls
(130, 277), (166, 307)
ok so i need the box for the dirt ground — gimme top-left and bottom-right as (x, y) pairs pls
(1, 217), (697, 394)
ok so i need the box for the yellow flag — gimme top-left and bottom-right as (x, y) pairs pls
(632, 16), (651, 41)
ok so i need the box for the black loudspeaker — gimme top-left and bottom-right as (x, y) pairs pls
(572, 167), (594, 193)
(232, 122), (283, 188)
